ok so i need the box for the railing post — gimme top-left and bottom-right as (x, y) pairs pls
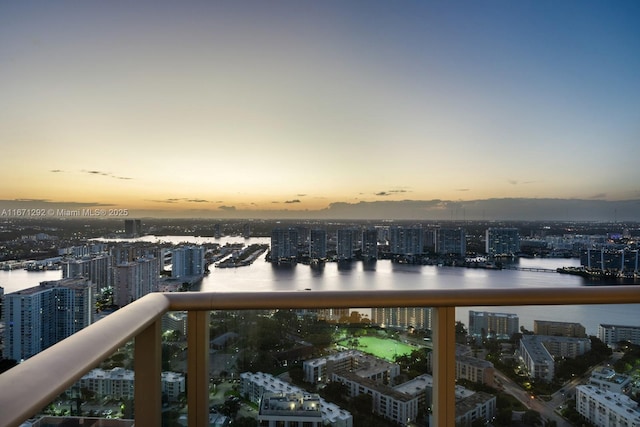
(188, 310), (210, 427)
(433, 306), (456, 426)
(135, 319), (162, 425)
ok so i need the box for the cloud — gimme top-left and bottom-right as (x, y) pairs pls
(218, 205), (236, 211)
(50, 169), (64, 173)
(285, 199), (301, 204)
(508, 179), (536, 186)
(376, 189), (410, 196)
(150, 198), (210, 204)
(456, 188), (470, 192)
(0, 199), (113, 209)
(590, 193), (607, 199)
(296, 194), (307, 197)
(80, 170), (133, 180)
(14, 198), (50, 202)
(84, 170), (109, 176)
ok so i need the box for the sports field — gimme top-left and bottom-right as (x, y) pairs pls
(337, 336), (415, 361)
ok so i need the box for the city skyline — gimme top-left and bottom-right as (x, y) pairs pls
(1, 1), (639, 220)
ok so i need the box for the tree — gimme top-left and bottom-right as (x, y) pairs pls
(455, 321), (468, 343)
(521, 409), (541, 426)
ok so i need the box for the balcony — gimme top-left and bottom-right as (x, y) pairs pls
(1, 286), (639, 427)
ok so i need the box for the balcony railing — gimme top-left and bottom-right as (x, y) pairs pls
(1, 286), (639, 427)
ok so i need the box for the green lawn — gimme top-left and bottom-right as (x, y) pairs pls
(338, 336), (415, 361)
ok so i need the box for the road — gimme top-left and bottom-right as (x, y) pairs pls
(494, 370), (572, 427)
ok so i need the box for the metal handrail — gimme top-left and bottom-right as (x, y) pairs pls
(0, 286), (639, 427)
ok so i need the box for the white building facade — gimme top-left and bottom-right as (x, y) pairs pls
(575, 385), (640, 427)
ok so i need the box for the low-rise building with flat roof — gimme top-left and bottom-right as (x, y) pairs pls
(588, 367), (632, 394)
(576, 385), (640, 427)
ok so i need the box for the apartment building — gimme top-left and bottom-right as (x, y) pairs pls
(575, 385), (640, 427)
(4, 278), (95, 361)
(598, 323), (640, 347)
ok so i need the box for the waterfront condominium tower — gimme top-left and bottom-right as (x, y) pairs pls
(434, 228), (467, 257)
(270, 228), (299, 264)
(485, 227), (520, 257)
(309, 229), (327, 260)
(361, 227), (378, 260)
(114, 256), (160, 307)
(62, 253), (112, 292)
(389, 225), (424, 257)
(4, 278), (95, 361)
(171, 246), (205, 278)
(336, 228), (356, 261)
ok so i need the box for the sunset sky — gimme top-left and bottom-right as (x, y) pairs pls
(1, 1), (639, 220)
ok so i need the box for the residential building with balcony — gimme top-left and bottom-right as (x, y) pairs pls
(598, 323), (640, 347)
(469, 310), (519, 340)
(426, 348), (496, 387)
(331, 370), (419, 425)
(171, 245), (205, 278)
(533, 320), (586, 337)
(389, 225), (424, 258)
(575, 384), (640, 427)
(270, 228), (299, 264)
(581, 248), (640, 273)
(114, 256), (160, 307)
(309, 229), (327, 260)
(455, 355), (496, 387)
(519, 335), (591, 381)
(3, 278), (95, 361)
(434, 228), (466, 257)
(361, 227), (378, 260)
(336, 228), (356, 261)
(485, 227), (520, 257)
(62, 253), (112, 292)
(371, 307), (432, 330)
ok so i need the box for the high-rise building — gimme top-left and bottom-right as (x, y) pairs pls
(581, 248), (640, 273)
(371, 307), (432, 331)
(171, 246), (205, 278)
(315, 308), (349, 322)
(389, 225), (423, 257)
(485, 228), (520, 257)
(361, 228), (378, 260)
(469, 310), (519, 339)
(336, 228), (356, 261)
(309, 229), (327, 260)
(4, 278), (95, 361)
(270, 228), (299, 264)
(434, 228), (466, 257)
(114, 257), (160, 306)
(62, 254), (112, 292)
(124, 219), (142, 237)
